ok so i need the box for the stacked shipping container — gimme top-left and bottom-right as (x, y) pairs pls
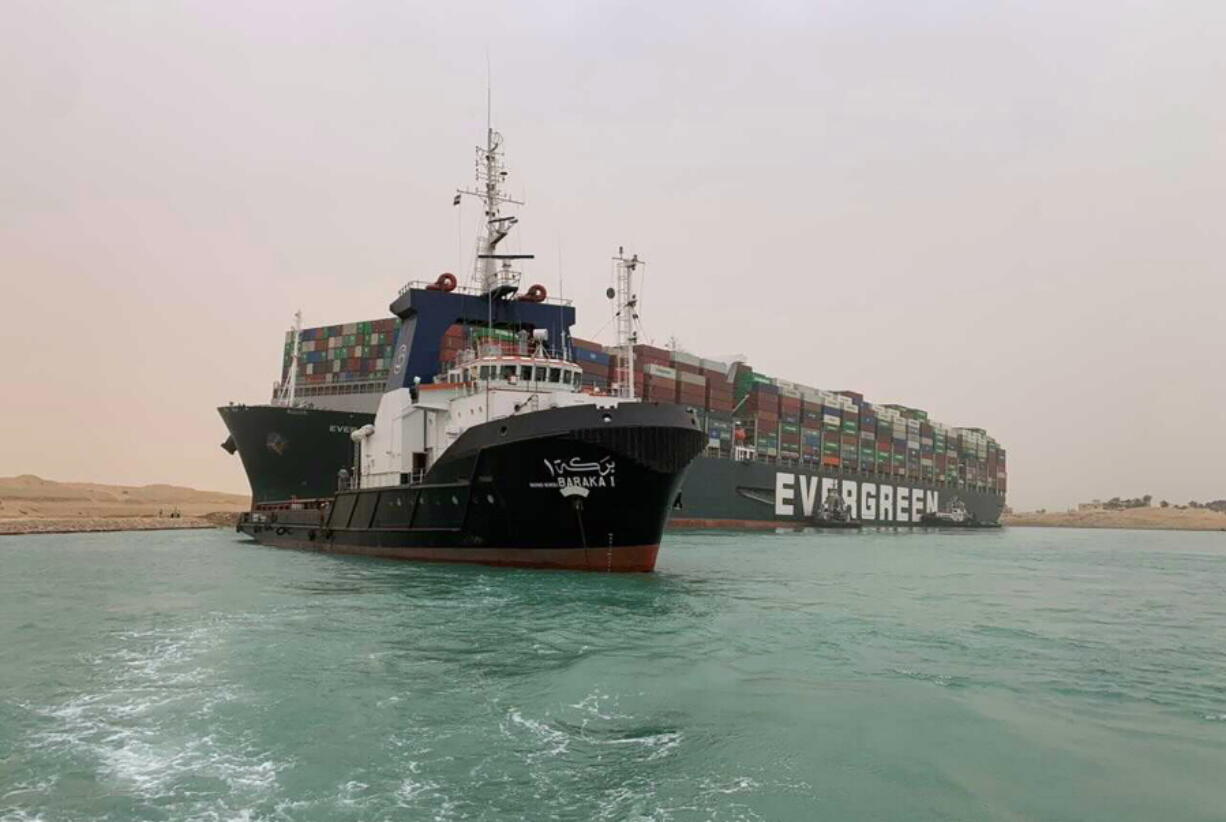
(283, 321), (1005, 493)
(281, 318), (401, 388)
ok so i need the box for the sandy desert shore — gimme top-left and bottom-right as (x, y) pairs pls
(0, 475), (248, 535)
(1004, 507), (1226, 531)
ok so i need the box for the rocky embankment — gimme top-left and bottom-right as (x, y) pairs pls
(1004, 507), (1226, 532)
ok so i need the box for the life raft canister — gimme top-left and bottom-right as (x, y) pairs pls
(519, 283), (547, 302)
(427, 272), (457, 292)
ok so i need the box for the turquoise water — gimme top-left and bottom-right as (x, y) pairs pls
(2, 528), (1224, 821)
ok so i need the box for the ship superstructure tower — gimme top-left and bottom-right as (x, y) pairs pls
(611, 249), (642, 400)
(456, 123), (532, 298)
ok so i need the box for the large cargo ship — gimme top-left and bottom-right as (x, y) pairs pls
(220, 128), (1007, 529)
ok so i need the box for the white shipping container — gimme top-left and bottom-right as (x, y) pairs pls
(645, 363), (678, 380)
(671, 350), (701, 367)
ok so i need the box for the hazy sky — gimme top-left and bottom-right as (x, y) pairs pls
(2, 1), (1223, 510)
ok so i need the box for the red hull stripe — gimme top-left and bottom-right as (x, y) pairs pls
(667, 517), (784, 531)
(248, 536), (659, 573)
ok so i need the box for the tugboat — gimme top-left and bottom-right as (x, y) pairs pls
(235, 124), (706, 571)
(808, 486), (862, 529)
(918, 497), (1000, 528)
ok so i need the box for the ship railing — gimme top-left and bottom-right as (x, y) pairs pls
(397, 279), (573, 307)
(252, 498), (331, 512)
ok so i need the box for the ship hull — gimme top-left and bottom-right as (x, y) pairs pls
(671, 454), (1006, 528)
(222, 406), (1006, 528)
(218, 404), (370, 503)
(237, 403), (707, 572)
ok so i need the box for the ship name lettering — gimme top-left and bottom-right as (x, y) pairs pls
(329, 425), (358, 434)
(773, 474), (943, 522)
(879, 484), (894, 520)
(559, 475), (615, 489)
(798, 475), (820, 517)
(860, 483), (875, 519)
(775, 473), (795, 516)
(841, 480), (858, 519)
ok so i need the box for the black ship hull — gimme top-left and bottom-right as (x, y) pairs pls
(669, 454), (1006, 529)
(219, 404), (369, 503)
(221, 405), (1006, 528)
(236, 403), (707, 572)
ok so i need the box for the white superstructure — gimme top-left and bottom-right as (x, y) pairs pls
(352, 339), (625, 489)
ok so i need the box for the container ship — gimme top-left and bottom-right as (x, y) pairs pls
(220, 128), (1007, 530)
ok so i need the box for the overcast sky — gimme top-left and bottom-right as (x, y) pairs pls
(2, 1), (1223, 510)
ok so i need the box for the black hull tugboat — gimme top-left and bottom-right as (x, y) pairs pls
(805, 486), (862, 529)
(236, 124), (706, 571)
(240, 401), (704, 571)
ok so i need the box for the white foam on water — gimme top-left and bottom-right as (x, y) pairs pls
(502, 709), (571, 759)
(395, 776), (458, 820)
(594, 730), (683, 761)
(699, 775), (760, 795)
(570, 689), (630, 721)
(25, 617), (286, 810)
(335, 779), (372, 808)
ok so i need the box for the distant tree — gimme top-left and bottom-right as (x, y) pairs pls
(1189, 501), (1202, 509)
(1160, 500), (1169, 508)
(1142, 494), (1152, 507)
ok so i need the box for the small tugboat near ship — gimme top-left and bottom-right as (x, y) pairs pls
(236, 125), (705, 571)
(240, 326), (705, 571)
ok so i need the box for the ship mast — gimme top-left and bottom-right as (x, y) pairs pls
(276, 310), (302, 407)
(612, 248), (641, 400)
(456, 111), (532, 296)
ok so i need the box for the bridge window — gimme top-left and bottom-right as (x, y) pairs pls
(520, 365), (533, 381)
(501, 365), (516, 381)
(479, 365), (492, 380)
(549, 367), (561, 383)
(535, 366), (547, 381)
(561, 370), (572, 385)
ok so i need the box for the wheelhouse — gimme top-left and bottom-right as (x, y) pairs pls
(442, 345), (583, 394)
